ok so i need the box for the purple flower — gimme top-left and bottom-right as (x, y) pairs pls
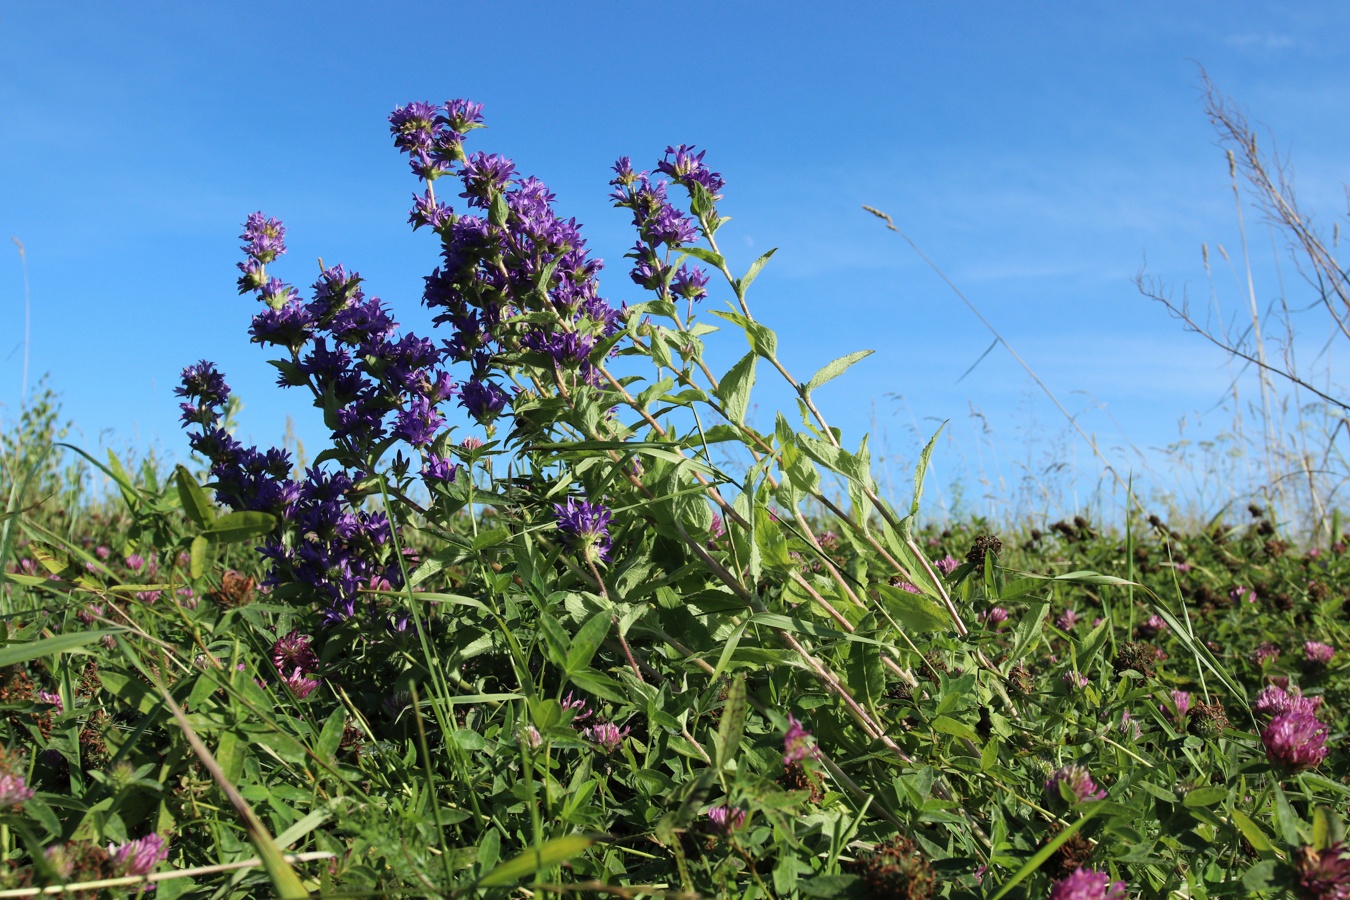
(894, 581), (922, 594)
(1047, 868), (1128, 900)
(1262, 710), (1330, 772)
(1062, 672), (1089, 689)
(934, 555), (960, 576)
(1164, 690), (1191, 721)
(36, 691), (62, 713)
(657, 144), (725, 198)
(709, 513), (725, 539)
(421, 453), (458, 484)
(1056, 609), (1080, 631)
(671, 264), (710, 302)
(176, 360), (231, 416)
(249, 299), (315, 350)
(393, 395), (445, 448)
(239, 212), (286, 264)
(272, 631), (319, 674)
(409, 190), (453, 230)
(1254, 643), (1281, 667)
(707, 805), (746, 833)
(783, 713), (816, 765)
(553, 497), (613, 563)
(1254, 684), (1323, 719)
(459, 378), (510, 425)
(1230, 585), (1257, 605)
(1118, 710), (1142, 741)
(1295, 842), (1350, 900)
(584, 721), (629, 754)
(0, 773), (34, 808)
(460, 152), (517, 206)
(561, 691), (592, 724)
(439, 99), (485, 135)
(281, 668), (321, 699)
(109, 833), (169, 877)
(1136, 615), (1167, 640)
(981, 606), (1009, 626)
(1045, 764), (1106, 810)
(1305, 642), (1336, 665)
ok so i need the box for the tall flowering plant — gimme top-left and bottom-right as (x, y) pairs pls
(158, 97), (1350, 900)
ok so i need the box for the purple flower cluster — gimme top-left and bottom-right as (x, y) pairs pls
(1253, 642), (1281, 667)
(707, 804), (747, 833)
(393, 101), (623, 421)
(0, 772), (33, 808)
(1305, 641), (1336, 665)
(178, 362), (405, 623)
(1047, 868), (1128, 900)
(1262, 709), (1330, 772)
(1295, 842), (1350, 900)
(1254, 684), (1323, 719)
(1164, 690), (1191, 722)
(783, 713), (817, 766)
(933, 554), (960, 576)
(1045, 764), (1106, 811)
(584, 721), (630, 754)
(272, 631), (321, 699)
(1254, 682), (1330, 773)
(176, 363), (301, 516)
(609, 151), (717, 303)
(109, 833), (169, 878)
(553, 497), (613, 563)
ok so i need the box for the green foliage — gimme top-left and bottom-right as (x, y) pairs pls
(0, 119), (1346, 900)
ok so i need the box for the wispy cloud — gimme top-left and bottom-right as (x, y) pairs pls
(1222, 32), (1295, 51)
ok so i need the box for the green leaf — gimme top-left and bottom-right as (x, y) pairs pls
(738, 247), (777, 293)
(714, 673), (747, 771)
(804, 350), (873, 395)
(472, 528), (512, 551)
(567, 669), (628, 705)
(754, 506), (791, 570)
(714, 351), (757, 425)
(908, 423), (945, 527)
(875, 584), (951, 633)
(931, 715), (979, 742)
(0, 630), (117, 668)
(316, 709), (346, 762)
(712, 620), (748, 682)
(799, 874), (861, 898)
(204, 511), (277, 544)
(478, 834), (595, 887)
(1183, 786), (1228, 808)
(538, 614), (570, 669)
(189, 535), (212, 580)
(1010, 600), (1050, 661)
(1230, 808), (1276, 856)
(1273, 783), (1302, 846)
(174, 465), (215, 530)
(565, 612), (611, 675)
(679, 246), (725, 270)
(1240, 860), (1281, 892)
(746, 320), (778, 359)
(489, 191), (509, 227)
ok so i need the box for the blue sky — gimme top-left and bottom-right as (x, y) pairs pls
(4, 2), (1349, 519)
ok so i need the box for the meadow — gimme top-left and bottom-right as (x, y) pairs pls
(0, 95), (1346, 899)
